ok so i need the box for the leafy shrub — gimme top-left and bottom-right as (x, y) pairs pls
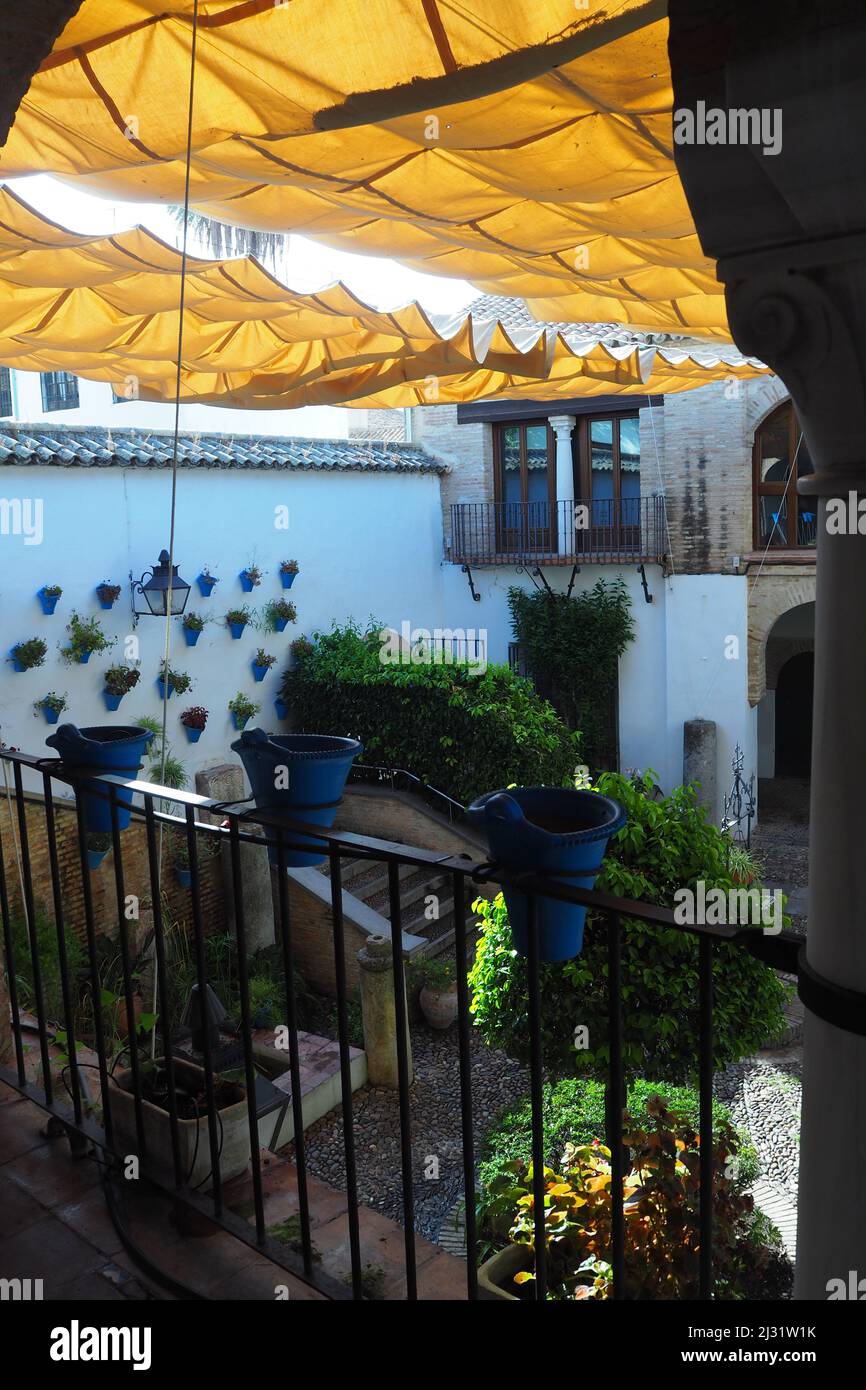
(492, 1098), (792, 1300)
(476, 1076), (758, 1236)
(468, 771), (789, 1081)
(281, 621), (582, 805)
(62, 612), (114, 662)
(508, 579), (635, 766)
(10, 637), (48, 671)
(7, 910), (88, 1028)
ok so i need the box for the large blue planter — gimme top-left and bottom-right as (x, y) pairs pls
(38, 588), (60, 615)
(197, 574), (218, 597)
(467, 787), (626, 962)
(228, 621), (246, 640)
(46, 724), (154, 836)
(183, 626), (201, 647)
(103, 691), (123, 711)
(252, 662), (270, 682)
(280, 570), (297, 590)
(232, 729), (362, 867)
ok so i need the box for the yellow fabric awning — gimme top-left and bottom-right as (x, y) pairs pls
(0, 1), (727, 339)
(0, 186), (764, 409)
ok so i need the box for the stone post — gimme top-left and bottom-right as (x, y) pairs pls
(683, 718), (717, 819)
(357, 935), (413, 1089)
(548, 414), (576, 556)
(195, 763), (274, 952)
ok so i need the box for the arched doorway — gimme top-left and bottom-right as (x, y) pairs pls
(775, 651), (814, 777)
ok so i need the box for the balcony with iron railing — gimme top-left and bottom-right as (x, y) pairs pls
(0, 744), (804, 1302)
(449, 497), (667, 567)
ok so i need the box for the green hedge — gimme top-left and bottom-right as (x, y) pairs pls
(280, 623), (582, 806)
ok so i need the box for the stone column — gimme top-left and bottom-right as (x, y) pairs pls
(683, 718), (717, 820)
(357, 935), (412, 1089)
(195, 763), (275, 953)
(668, 0), (866, 1298)
(548, 414), (576, 556)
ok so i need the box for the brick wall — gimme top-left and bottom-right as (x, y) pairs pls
(410, 404), (493, 546)
(0, 791), (226, 946)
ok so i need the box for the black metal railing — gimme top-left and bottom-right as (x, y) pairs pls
(0, 746), (800, 1301)
(450, 496), (667, 566)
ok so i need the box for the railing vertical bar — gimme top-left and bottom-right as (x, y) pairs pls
(451, 869), (478, 1300)
(386, 860), (417, 1300)
(107, 784), (146, 1157)
(143, 799), (183, 1188)
(607, 910), (625, 1299)
(73, 795), (114, 1146)
(12, 764), (53, 1102)
(699, 936), (714, 1299)
(0, 783), (26, 1084)
(227, 815), (266, 1240)
(274, 832), (314, 1276)
(328, 847), (363, 1298)
(525, 890), (547, 1301)
(180, 804), (222, 1208)
(40, 774), (82, 1123)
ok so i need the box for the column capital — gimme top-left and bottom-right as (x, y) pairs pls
(547, 413), (576, 437)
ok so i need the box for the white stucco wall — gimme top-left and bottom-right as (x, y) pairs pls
(0, 463), (445, 788)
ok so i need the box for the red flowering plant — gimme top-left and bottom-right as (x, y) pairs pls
(180, 705), (208, 731)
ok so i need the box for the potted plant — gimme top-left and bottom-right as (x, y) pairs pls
(95, 581), (122, 610)
(111, 1055), (250, 1188)
(180, 705), (208, 743)
(181, 611), (205, 646)
(239, 562), (263, 592)
(9, 637), (48, 672)
(38, 584), (62, 615)
(197, 568), (219, 597)
(279, 559), (299, 590)
(467, 787), (626, 962)
(411, 957), (459, 1030)
(264, 598), (297, 633)
(103, 664), (140, 711)
(84, 832), (112, 870)
(228, 692), (260, 731)
(274, 696), (287, 720)
(232, 728), (362, 865)
(290, 635), (313, 665)
(34, 692), (68, 725)
(251, 648), (277, 682)
(62, 612), (114, 665)
(171, 832), (192, 888)
(157, 662), (192, 700)
(225, 606), (252, 639)
(46, 724), (154, 835)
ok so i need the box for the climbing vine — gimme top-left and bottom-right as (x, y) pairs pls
(508, 578), (635, 768)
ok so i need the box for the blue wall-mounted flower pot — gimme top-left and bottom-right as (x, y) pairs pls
(38, 588), (60, 615)
(467, 787), (626, 962)
(239, 571), (257, 592)
(183, 626), (201, 647)
(156, 677), (173, 699)
(103, 691), (123, 711)
(274, 698), (287, 720)
(274, 616), (289, 632)
(77, 650), (92, 664)
(9, 649), (25, 672)
(96, 591), (118, 610)
(197, 574), (217, 597)
(183, 724), (203, 743)
(87, 848), (109, 870)
(46, 724), (154, 836)
(228, 622), (246, 640)
(232, 729), (362, 867)
(174, 865), (192, 888)
(252, 662), (270, 682)
(231, 712), (252, 731)
(280, 570), (297, 590)
(42, 705), (61, 724)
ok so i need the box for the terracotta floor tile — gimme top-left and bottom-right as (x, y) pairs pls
(53, 1185), (126, 1257)
(0, 1097), (53, 1162)
(0, 1214), (104, 1294)
(0, 1169), (46, 1236)
(2, 1139), (102, 1205)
